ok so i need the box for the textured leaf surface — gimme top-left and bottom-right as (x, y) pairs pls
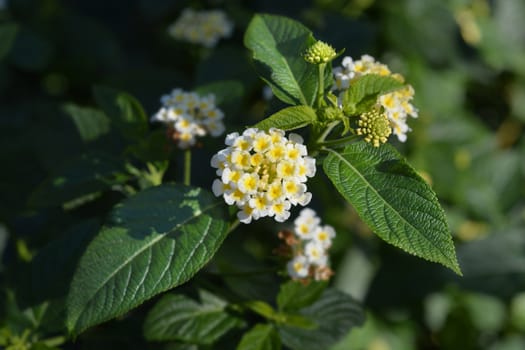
(323, 143), (461, 274)
(277, 281), (326, 312)
(244, 14), (318, 106)
(237, 324), (281, 350)
(93, 85), (148, 140)
(341, 74), (404, 115)
(254, 106), (317, 132)
(144, 290), (243, 344)
(0, 22), (18, 60)
(278, 289), (364, 350)
(65, 185), (230, 334)
(63, 103), (110, 142)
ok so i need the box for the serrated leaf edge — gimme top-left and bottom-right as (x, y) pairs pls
(324, 147), (461, 274)
(66, 199), (228, 334)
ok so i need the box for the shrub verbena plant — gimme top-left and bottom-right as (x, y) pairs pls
(2, 12), (462, 350)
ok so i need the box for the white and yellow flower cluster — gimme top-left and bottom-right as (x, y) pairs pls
(287, 208), (335, 281)
(168, 9), (234, 48)
(151, 88), (225, 148)
(333, 55), (418, 142)
(211, 128), (316, 224)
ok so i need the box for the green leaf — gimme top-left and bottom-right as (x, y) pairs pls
(277, 289), (364, 350)
(93, 85), (148, 140)
(323, 143), (461, 274)
(277, 281), (327, 312)
(62, 103), (110, 142)
(254, 106), (317, 131)
(143, 290), (243, 344)
(244, 14), (318, 106)
(65, 185), (230, 335)
(341, 74), (404, 115)
(244, 301), (279, 320)
(29, 152), (124, 208)
(237, 324), (281, 350)
(0, 23), (18, 60)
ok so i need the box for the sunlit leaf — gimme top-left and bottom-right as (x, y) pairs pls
(323, 143), (461, 274)
(254, 106), (317, 131)
(65, 185), (230, 335)
(244, 14), (320, 106)
(341, 74), (403, 115)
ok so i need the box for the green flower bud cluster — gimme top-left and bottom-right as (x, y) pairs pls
(304, 41), (336, 64)
(356, 109), (392, 147)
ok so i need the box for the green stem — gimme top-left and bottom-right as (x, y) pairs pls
(316, 63), (326, 108)
(184, 149), (191, 186)
(318, 134), (360, 148)
(317, 120), (340, 144)
(228, 218), (241, 234)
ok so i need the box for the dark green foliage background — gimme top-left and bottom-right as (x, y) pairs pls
(1, 0), (525, 349)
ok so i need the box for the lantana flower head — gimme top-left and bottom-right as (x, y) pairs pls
(333, 54), (418, 142)
(168, 8), (233, 48)
(151, 88), (225, 148)
(211, 128), (316, 224)
(281, 208), (336, 281)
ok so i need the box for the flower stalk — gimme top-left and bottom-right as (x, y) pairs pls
(184, 149), (191, 186)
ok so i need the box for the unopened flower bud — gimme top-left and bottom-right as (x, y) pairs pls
(356, 109), (392, 147)
(304, 41), (336, 64)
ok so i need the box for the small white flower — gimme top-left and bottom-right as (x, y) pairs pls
(225, 132), (240, 146)
(287, 255), (310, 279)
(237, 203), (254, 224)
(305, 241), (328, 266)
(342, 56), (355, 69)
(313, 225), (336, 248)
(224, 188), (247, 206)
(211, 179), (228, 197)
(296, 192), (312, 206)
(238, 173), (260, 194)
(294, 208), (320, 240)
(283, 182), (308, 205)
(269, 200), (291, 222)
